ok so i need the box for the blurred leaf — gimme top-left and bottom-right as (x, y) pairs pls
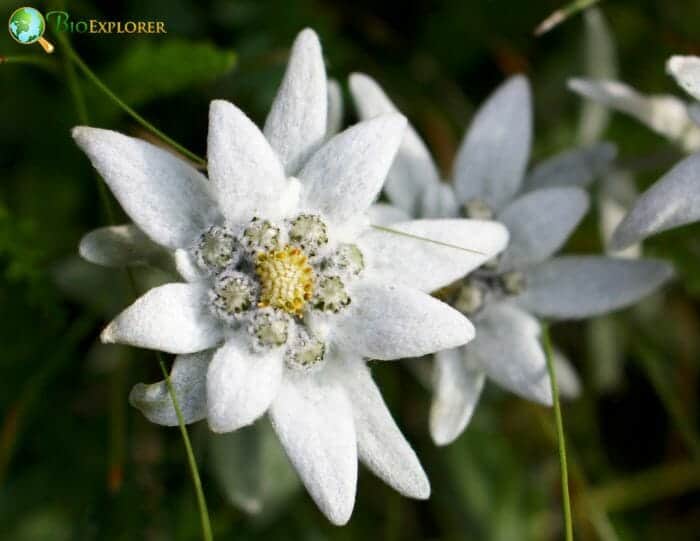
(8, 508), (71, 541)
(90, 39), (236, 111)
(208, 419), (300, 521)
(53, 256), (174, 317)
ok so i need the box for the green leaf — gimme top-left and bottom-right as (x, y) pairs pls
(93, 39), (236, 109)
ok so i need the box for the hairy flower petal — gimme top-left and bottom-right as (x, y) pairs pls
(101, 283), (222, 354)
(335, 282), (474, 359)
(270, 372), (357, 525)
(358, 219), (508, 292)
(514, 256), (674, 319)
(72, 127), (217, 249)
(453, 76), (532, 211)
(300, 114), (407, 223)
(207, 338), (284, 432)
(129, 351), (211, 426)
(264, 28), (327, 174)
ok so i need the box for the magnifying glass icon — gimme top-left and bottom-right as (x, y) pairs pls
(8, 7), (55, 54)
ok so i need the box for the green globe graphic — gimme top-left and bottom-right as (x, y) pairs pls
(8, 7), (45, 44)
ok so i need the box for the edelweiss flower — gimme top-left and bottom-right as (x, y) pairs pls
(75, 29), (509, 524)
(350, 73), (674, 445)
(610, 55), (700, 251)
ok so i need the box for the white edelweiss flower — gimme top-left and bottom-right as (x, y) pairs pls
(350, 72), (674, 446)
(74, 29), (509, 525)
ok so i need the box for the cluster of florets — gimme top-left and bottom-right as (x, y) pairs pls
(192, 213), (364, 370)
(446, 199), (527, 316)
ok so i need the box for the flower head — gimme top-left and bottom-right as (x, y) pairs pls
(75, 29), (509, 523)
(351, 72), (674, 445)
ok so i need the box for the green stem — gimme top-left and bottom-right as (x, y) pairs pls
(58, 31), (117, 225)
(370, 224), (486, 255)
(59, 40), (206, 167)
(158, 355), (213, 541)
(538, 412), (620, 541)
(0, 54), (58, 72)
(541, 324), (574, 541)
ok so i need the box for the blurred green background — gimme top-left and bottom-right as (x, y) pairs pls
(2, 0), (700, 539)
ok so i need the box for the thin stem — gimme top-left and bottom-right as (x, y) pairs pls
(370, 224), (486, 255)
(0, 54), (58, 72)
(60, 40), (206, 167)
(158, 355), (213, 541)
(539, 411), (620, 541)
(57, 31), (117, 225)
(541, 324), (574, 541)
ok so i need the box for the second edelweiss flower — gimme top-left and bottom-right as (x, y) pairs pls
(74, 29), (508, 524)
(350, 72), (674, 446)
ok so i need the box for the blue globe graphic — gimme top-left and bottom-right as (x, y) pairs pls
(8, 7), (45, 45)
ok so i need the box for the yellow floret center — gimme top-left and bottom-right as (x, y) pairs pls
(255, 245), (314, 315)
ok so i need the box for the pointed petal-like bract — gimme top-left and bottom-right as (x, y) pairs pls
(207, 339), (284, 433)
(453, 76), (532, 210)
(600, 170), (642, 258)
(270, 373), (357, 525)
(101, 283), (222, 354)
(611, 153), (700, 249)
(264, 29), (327, 174)
(349, 73), (442, 215)
(420, 181), (459, 218)
(207, 100), (289, 223)
(667, 55), (700, 102)
(515, 256), (674, 319)
(335, 282), (474, 360)
(79, 224), (165, 267)
(339, 359), (430, 498)
(429, 347), (486, 446)
(523, 143), (616, 190)
(368, 203), (411, 226)
(326, 79), (344, 138)
(567, 78), (700, 151)
(129, 351), (211, 426)
(72, 127), (217, 249)
(578, 7), (617, 144)
(358, 219), (509, 292)
(497, 187), (589, 272)
(300, 114), (407, 223)
(472, 302), (552, 405)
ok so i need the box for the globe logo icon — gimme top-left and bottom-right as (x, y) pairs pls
(8, 6), (54, 53)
